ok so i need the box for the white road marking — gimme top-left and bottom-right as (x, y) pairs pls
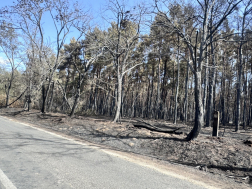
(0, 168), (17, 189)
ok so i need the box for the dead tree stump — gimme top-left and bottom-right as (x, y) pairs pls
(212, 111), (219, 137)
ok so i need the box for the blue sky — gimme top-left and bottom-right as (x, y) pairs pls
(0, 0), (108, 45)
(0, 0), (104, 68)
(0, 0), (146, 39)
(0, 0), (152, 69)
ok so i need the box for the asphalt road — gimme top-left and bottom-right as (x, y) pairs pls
(0, 116), (208, 189)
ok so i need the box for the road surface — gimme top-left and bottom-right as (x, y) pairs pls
(0, 116), (208, 189)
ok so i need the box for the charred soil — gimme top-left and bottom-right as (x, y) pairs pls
(1, 108), (252, 188)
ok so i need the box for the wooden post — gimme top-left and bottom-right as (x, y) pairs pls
(213, 111), (219, 136)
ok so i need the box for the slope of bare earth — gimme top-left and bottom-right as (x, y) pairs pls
(0, 108), (251, 189)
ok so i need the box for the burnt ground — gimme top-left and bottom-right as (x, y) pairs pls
(0, 108), (252, 188)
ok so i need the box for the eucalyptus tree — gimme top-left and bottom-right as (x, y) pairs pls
(154, 0), (242, 140)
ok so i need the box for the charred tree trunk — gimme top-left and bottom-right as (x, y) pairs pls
(5, 70), (14, 108)
(221, 59), (226, 126)
(149, 66), (154, 118)
(243, 64), (248, 129)
(206, 67), (216, 127)
(206, 28), (216, 127)
(5, 82), (10, 108)
(174, 36), (180, 124)
(41, 84), (47, 113)
(48, 81), (55, 112)
(41, 79), (52, 113)
(70, 73), (84, 117)
(202, 47), (209, 118)
(156, 55), (161, 119)
(187, 71), (204, 140)
(236, 47), (242, 132)
(183, 57), (190, 123)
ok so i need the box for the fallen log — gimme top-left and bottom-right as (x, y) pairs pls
(244, 140), (252, 147)
(133, 119), (185, 135)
